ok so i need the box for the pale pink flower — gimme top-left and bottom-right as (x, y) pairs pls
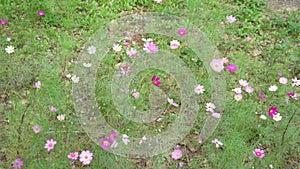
(279, 77), (288, 84)
(210, 59), (224, 72)
(35, 81), (41, 88)
(211, 112), (221, 119)
(126, 48), (137, 57)
(246, 35), (253, 40)
(194, 84), (205, 94)
(171, 149), (183, 160)
(32, 125), (41, 134)
(179, 162), (184, 167)
(57, 114), (65, 121)
(44, 139), (57, 151)
(226, 15), (236, 23)
(79, 150), (93, 165)
(239, 79), (248, 87)
(245, 86), (254, 93)
(50, 106), (57, 112)
(234, 93), (243, 101)
(167, 98), (179, 107)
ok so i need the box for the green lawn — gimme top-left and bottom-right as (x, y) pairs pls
(1, 0), (299, 168)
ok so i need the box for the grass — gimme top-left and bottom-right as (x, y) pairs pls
(1, 0), (299, 168)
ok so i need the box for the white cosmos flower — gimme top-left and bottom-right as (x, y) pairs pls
(268, 85), (278, 92)
(87, 46), (96, 54)
(5, 46), (14, 54)
(113, 44), (122, 52)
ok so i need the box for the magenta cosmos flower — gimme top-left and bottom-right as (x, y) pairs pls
(12, 158), (23, 169)
(0, 19), (8, 25)
(44, 139), (57, 151)
(143, 42), (158, 54)
(227, 64), (238, 72)
(152, 76), (161, 87)
(268, 106), (278, 117)
(177, 28), (188, 36)
(68, 152), (79, 160)
(100, 138), (113, 150)
(253, 148), (265, 158)
(38, 10), (45, 16)
(287, 92), (297, 100)
(171, 149), (183, 160)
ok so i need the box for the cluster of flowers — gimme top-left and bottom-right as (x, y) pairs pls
(231, 79), (254, 101)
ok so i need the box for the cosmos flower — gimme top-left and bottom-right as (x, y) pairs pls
(143, 42), (158, 54)
(177, 28), (188, 36)
(44, 139), (57, 151)
(38, 10), (45, 16)
(210, 59), (224, 72)
(12, 158), (23, 169)
(212, 139), (223, 148)
(68, 152), (79, 160)
(171, 149), (183, 160)
(194, 85), (205, 94)
(227, 64), (238, 72)
(79, 150), (93, 165)
(32, 125), (41, 134)
(253, 149), (265, 158)
(226, 15), (236, 23)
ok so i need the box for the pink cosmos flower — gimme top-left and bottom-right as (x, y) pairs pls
(245, 86), (254, 93)
(38, 10), (45, 16)
(268, 106), (278, 117)
(177, 28), (188, 36)
(68, 152), (79, 160)
(179, 162), (184, 167)
(259, 90), (265, 101)
(152, 76), (161, 87)
(131, 89), (140, 99)
(108, 131), (118, 141)
(79, 150), (93, 165)
(226, 15), (236, 23)
(123, 41), (130, 46)
(32, 125), (41, 134)
(171, 149), (183, 160)
(234, 93), (243, 101)
(227, 64), (238, 72)
(143, 42), (158, 54)
(12, 158), (23, 169)
(44, 139), (57, 151)
(0, 19), (8, 25)
(246, 35), (253, 40)
(100, 138), (113, 150)
(35, 81), (41, 88)
(50, 106), (57, 112)
(253, 148), (265, 158)
(277, 72), (282, 77)
(126, 48), (137, 57)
